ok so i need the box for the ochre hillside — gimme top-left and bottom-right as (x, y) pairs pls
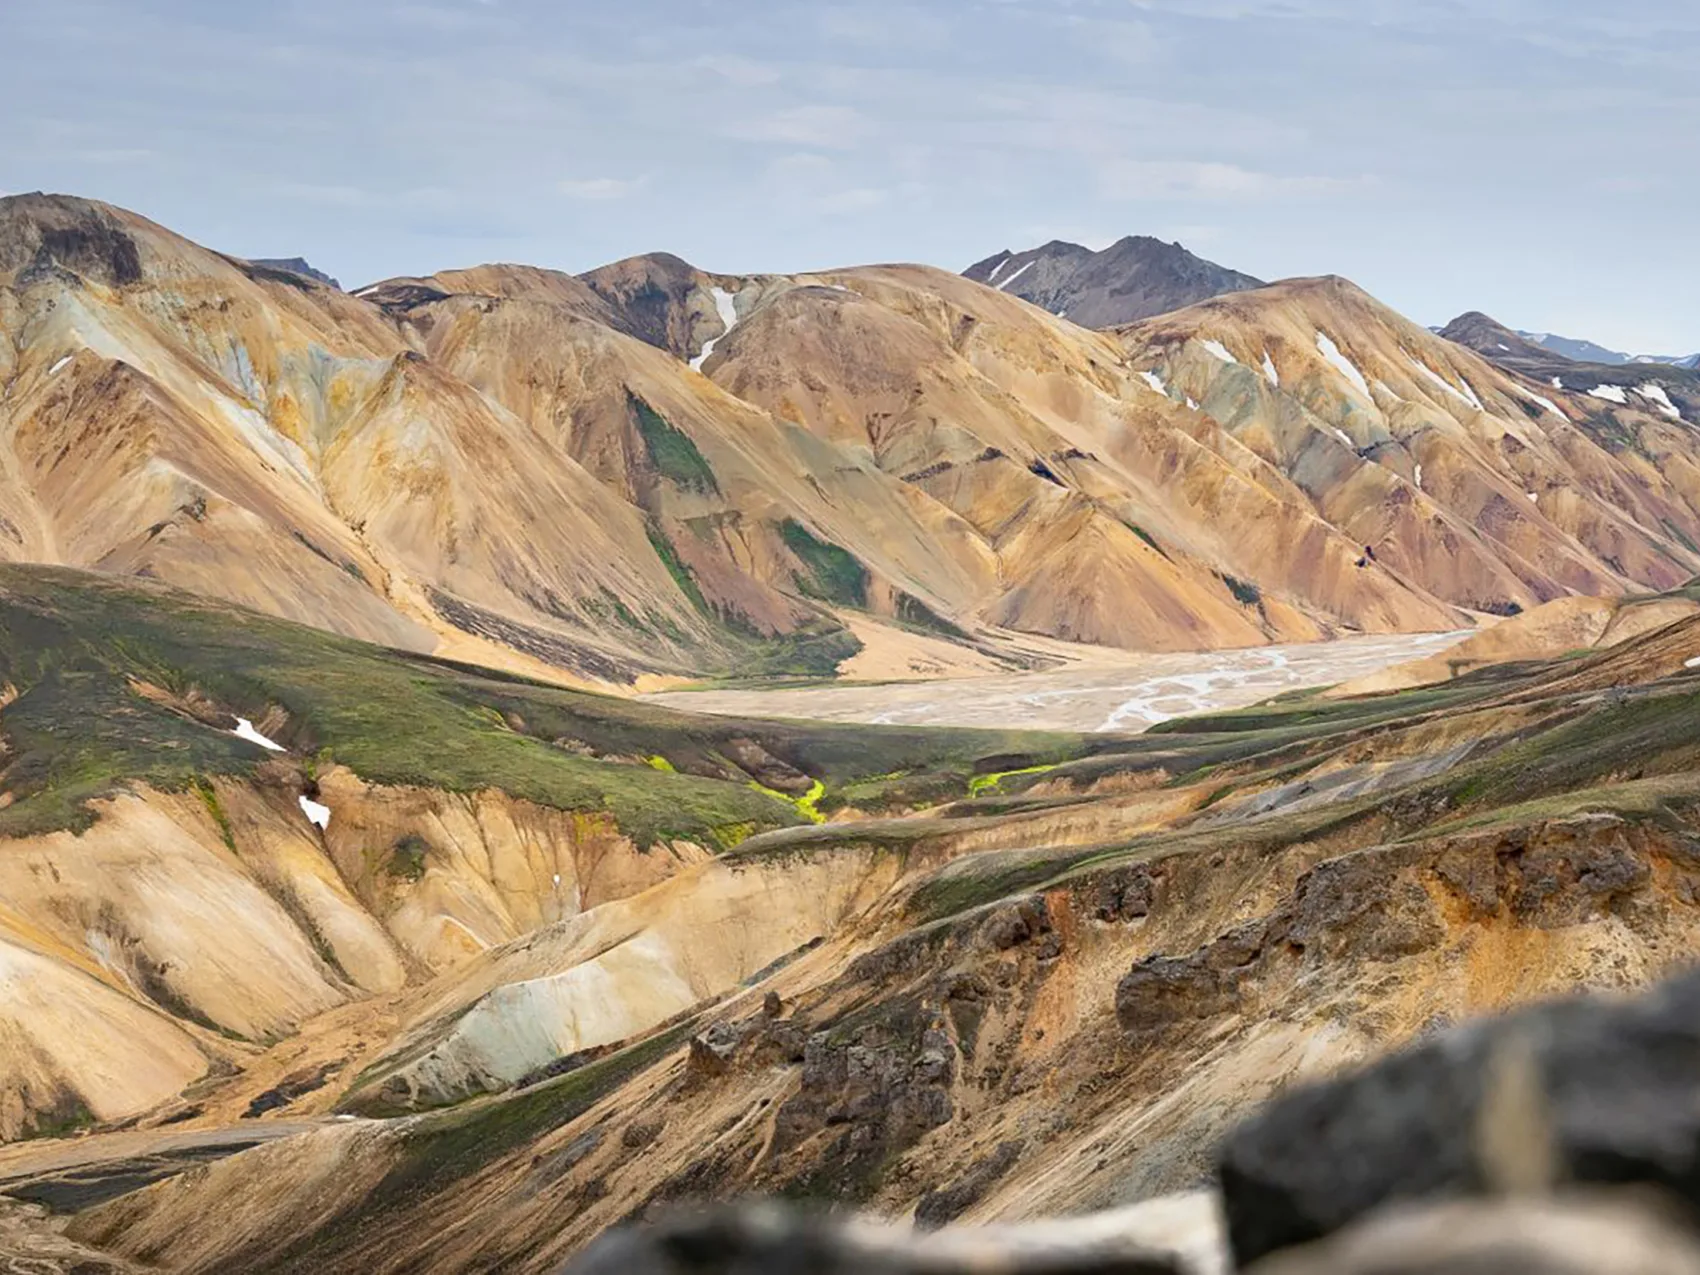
(7, 193), (1700, 684)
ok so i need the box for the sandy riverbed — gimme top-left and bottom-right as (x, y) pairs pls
(642, 631), (1471, 733)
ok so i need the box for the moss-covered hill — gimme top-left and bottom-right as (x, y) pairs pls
(0, 565), (1103, 846)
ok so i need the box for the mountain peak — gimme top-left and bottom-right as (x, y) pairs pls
(963, 234), (1263, 327)
(247, 257), (341, 289)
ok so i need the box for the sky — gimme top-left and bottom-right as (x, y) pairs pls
(3, 0), (1697, 354)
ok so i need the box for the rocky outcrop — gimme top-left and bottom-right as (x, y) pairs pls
(1249, 1192), (1700, 1273)
(1117, 815), (1698, 1042)
(770, 998), (961, 1200)
(1218, 963), (1700, 1266)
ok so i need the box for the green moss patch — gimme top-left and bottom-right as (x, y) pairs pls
(779, 519), (869, 607)
(630, 393), (718, 495)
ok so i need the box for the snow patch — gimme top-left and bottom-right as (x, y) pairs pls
(1410, 357), (1479, 411)
(996, 260), (1036, 292)
(1200, 338), (1237, 364)
(1686, 656), (1700, 670)
(1139, 371), (1168, 396)
(986, 258), (1008, 285)
(1332, 427), (1354, 448)
(232, 717), (285, 752)
(1522, 389), (1566, 420)
(1636, 383), (1682, 419)
(1414, 463), (1423, 489)
(1261, 352), (1279, 386)
(689, 288), (741, 372)
(299, 795), (331, 830)
(48, 355), (73, 377)
(1527, 491), (1539, 503)
(1186, 396), (1199, 410)
(1315, 332), (1370, 397)
(1551, 377), (1564, 389)
(1588, 384), (1628, 405)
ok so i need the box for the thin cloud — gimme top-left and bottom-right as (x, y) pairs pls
(2, 0), (1694, 350)
(558, 176), (648, 201)
(726, 105), (871, 150)
(1100, 161), (1370, 202)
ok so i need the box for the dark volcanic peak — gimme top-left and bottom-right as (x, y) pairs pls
(964, 234), (1264, 328)
(577, 251), (709, 357)
(1437, 311), (1559, 366)
(249, 257), (340, 289)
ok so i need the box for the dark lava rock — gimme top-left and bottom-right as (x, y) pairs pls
(687, 1024), (742, 1079)
(622, 1119), (664, 1150)
(559, 1202), (1180, 1274)
(770, 999), (960, 1201)
(915, 1140), (1026, 1228)
(1218, 965), (1700, 1266)
(241, 1061), (341, 1118)
(1119, 818), (1672, 1041)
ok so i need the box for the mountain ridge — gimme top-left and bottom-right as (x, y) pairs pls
(1513, 325), (1699, 368)
(963, 234), (1265, 329)
(1440, 310), (1700, 424)
(6, 190), (1700, 690)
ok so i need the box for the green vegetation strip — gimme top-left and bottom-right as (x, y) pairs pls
(967, 763), (1057, 797)
(0, 566), (1100, 843)
(750, 778), (827, 825)
(630, 393), (718, 494)
(280, 1023), (695, 1268)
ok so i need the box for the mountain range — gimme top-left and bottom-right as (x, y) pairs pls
(7, 191), (1700, 1274)
(1439, 310), (1700, 422)
(4, 193), (1700, 695)
(1513, 327), (1699, 369)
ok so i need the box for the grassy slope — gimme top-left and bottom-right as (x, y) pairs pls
(0, 565), (1101, 845)
(742, 632), (1700, 925)
(229, 617), (1700, 1269)
(78, 605), (1700, 1268)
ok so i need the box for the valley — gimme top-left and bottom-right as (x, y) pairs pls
(4, 188), (1700, 1273)
(5, 562), (1700, 1273)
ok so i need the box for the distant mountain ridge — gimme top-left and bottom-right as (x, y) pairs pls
(1440, 310), (1700, 423)
(248, 256), (340, 289)
(1512, 326), (1698, 369)
(963, 235), (1264, 328)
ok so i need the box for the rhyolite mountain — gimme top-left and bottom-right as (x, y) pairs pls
(10, 190), (1700, 1274)
(10, 193), (1700, 690)
(963, 235), (1266, 329)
